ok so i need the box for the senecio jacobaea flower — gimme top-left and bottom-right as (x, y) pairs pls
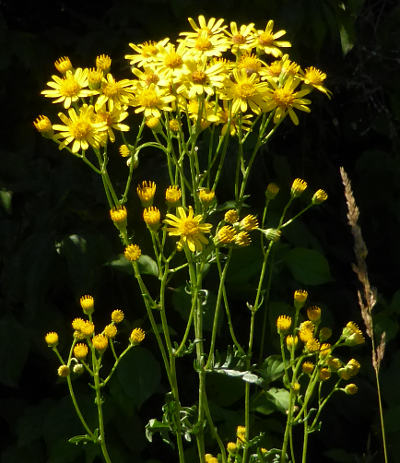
(54, 56), (72, 74)
(58, 365), (70, 377)
(276, 315), (292, 334)
(234, 231), (251, 247)
(240, 214), (259, 231)
(302, 66), (332, 98)
(215, 225), (236, 245)
(124, 244), (141, 262)
(344, 383), (358, 395)
(291, 178), (308, 197)
(111, 309), (125, 323)
(312, 189), (328, 205)
(143, 206), (161, 230)
(103, 324), (117, 339)
(53, 105), (108, 153)
(164, 206), (212, 252)
(73, 343), (89, 360)
(307, 305), (321, 321)
(165, 185), (182, 207)
(266, 182), (280, 200)
(199, 188), (215, 205)
(137, 181), (156, 207)
(252, 19), (291, 58)
(45, 331), (59, 347)
(41, 68), (94, 109)
(130, 327), (145, 346)
(92, 334), (108, 353)
(294, 289), (308, 310)
(224, 209), (239, 224)
(110, 205), (127, 228)
(34, 115), (54, 138)
(80, 295), (94, 315)
(342, 321), (365, 346)
(262, 228), (281, 242)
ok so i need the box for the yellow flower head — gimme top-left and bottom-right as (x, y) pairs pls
(169, 119), (180, 132)
(319, 367), (331, 381)
(312, 189), (328, 205)
(235, 231), (251, 247)
(266, 182), (280, 200)
(146, 116), (161, 131)
(104, 324), (118, 339)
(54, 56), (72, 74)
(342, 322), (365, 346)
(291, 178), (308, 198)
(236, 425), (246, 442)
(299, 321), (314, 343)
(143, 206), (161, 230)
(80, 295), (94, 315)
(58, 365), (70, 377)
(92, 334), (108, 353)
(132, 83), (175, 118)
(292, 382), (301, 393)
(81, 321), (95, 337)
(165, 186), (182, 207)
(110, 205), (127, 228)
(119, 144), (131, 157)
(88, 67), (103, 89)
(137, 180), (156, 207)
(52, 104), (107, 153)
(41, 68), (93, 109)
(227, 441), (238, 455)
(305, 338), (320, 353)
(34, 115), (54, 138)
(199, 189), (215, 205)
(164, 206), (212, 252)
(294, 289), (308, 309)
(327, 357), (342, 371)
(45, 331), (59, 347)
(286, 334), (298, 350)
(252, 20), (291, 58)
(302, 66), (331, 98)
(263, 228), (281, 242)
(96, 73), (135, 112)
(124, 244), (141, 262)
(215, 225), (236, 245)
(96, 54), (112, 73)
(344, 383), (358, 395)
(302, 361), (314, 374)
(307, 305), (321, 322)
(225, 21), (255, 55)
(130, 327), (145, 346)
(319, 343), (332, 359)
(240, 214), (259, 231)
(224, 209), (239, 224)
(73, 343), (89, 360)
(276, 315), (292, 334)
(72, 317), (85, 331)
(111, 309), (125, 323)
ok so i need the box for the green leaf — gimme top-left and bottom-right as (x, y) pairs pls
(0, 189), (12, 214)
(253, 388), (290, 415)
(283, 247), (333, 285)
(68, 434), (95, 445)
(137, 254), (159, 277)
(259, 355), (285, 384)
(116, 347), (161, 408)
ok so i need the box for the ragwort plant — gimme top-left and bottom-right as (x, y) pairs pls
(37, 15), (365, 463)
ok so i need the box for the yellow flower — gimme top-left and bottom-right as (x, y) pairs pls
(286, 334), (298, 350)
(264, 76), (312, 125)
(302, 66), (332, 98)
(165, 185), (182, 207)
(312, 189), (328, 205)
(92, 334), (108, 353)
(292, 382), (301, 393)
(58, 365), (70, 377)
(236, 425), (246, 442)
(305, 338), (320, 352)
(276, 315), (292, 334)
(88, 68), (103, 89)
(54, 56), (72, 74)
(181, 29), (230, 59)
(291, 178), (308, 197)
(124, 244), (141, 262)
(34, 115), (54, 138)
(199, 188), (215, 205)
(96, 54), (112, 73)
(302, 361), (314, 374)
(125, 38), (170, 68)
(74, 343), (89, 360)
(154, 42), (188, 80)
(143, 206), (161, 230)
(130, 327), (145, 346)
(224, 209), (239, 224)
(131, 83), (175, 118)
(168, 119), (180, 132)
(299, 321), (315, 343)
(319, 326), (332, 341)
(344, 383), (358, 395)
(52, 105), (107, 153)
(110, 205), (127, 228)
(137, 180), (156, 207)
(227, 441), (238, 454)
(225, 21), (255, 55)
(119, 144), (131, 157)
(342, 322), (365, 346)
(94, 106), (130, 143)
(80, 295), (94, 315)
(181, 15), (227, 39)
(41, 68), (94, 109)
(328, 357), (342, 371)
(95, 73), (135, 111)
(294, 289), (308, 309)
(319, 343), (332, 359)
(319, 367), (331, 381)
(240, 214), (259, 231)
(81, 321), (95, 337)
(146, 116), (161, 131)
(164, 206), (212, 252)
(252, 20), (291, 58)
(215, 225), (236, 245)
(237, 53), (263, 77)
(45, 331), (59, 347)
(104, 324), (117, 339)
(111, 310), (124, 323)
(224, 68), (269, 115)
(72, 318), (86, 331)
(235, 231), (251, 247)
(307, 305), (321, 321)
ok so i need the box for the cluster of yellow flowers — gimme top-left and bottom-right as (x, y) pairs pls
(34, 15), (330, 154)
(277, 290), (364, 394)
(44, 295), (145, 376)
